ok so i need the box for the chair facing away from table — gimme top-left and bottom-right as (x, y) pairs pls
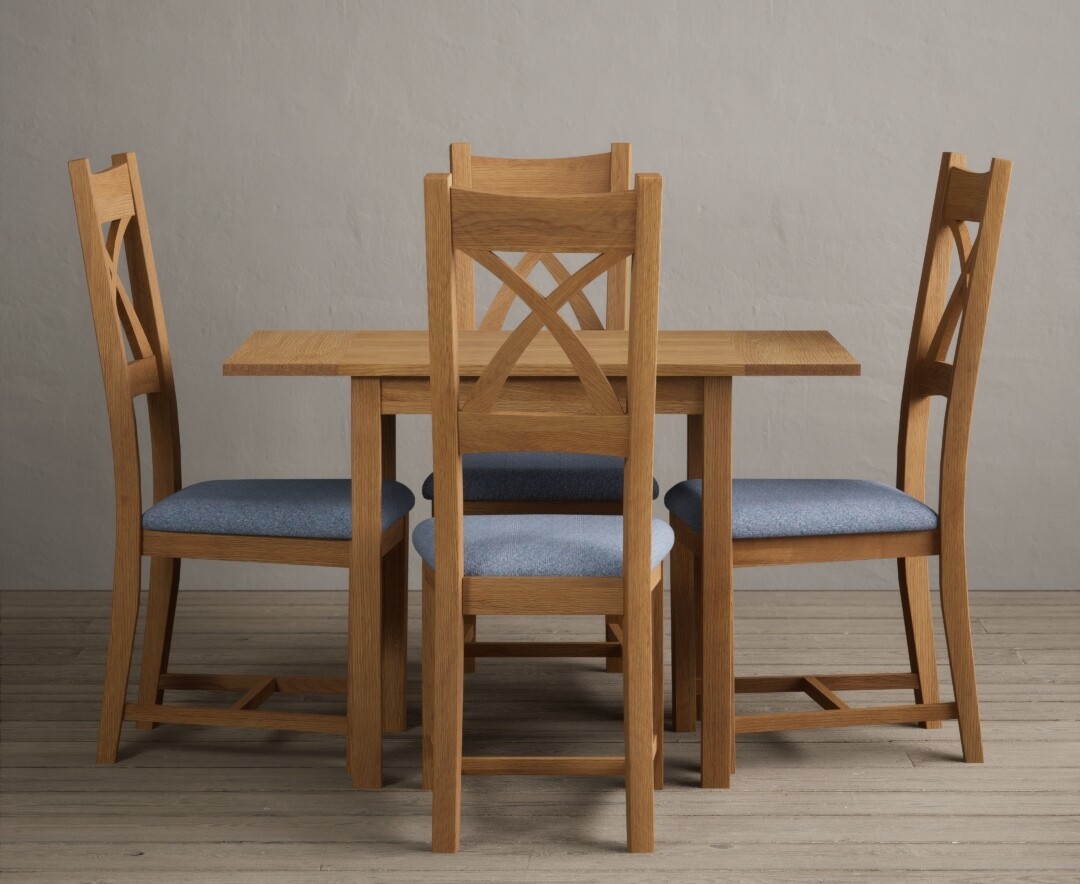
(69, 153), (415, 771)
(415, 172), (668, 851)
(665, 152), (1011, 786)
(422, 144), (653, 672)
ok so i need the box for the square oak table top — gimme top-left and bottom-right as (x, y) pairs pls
(223, 330), (860, 378)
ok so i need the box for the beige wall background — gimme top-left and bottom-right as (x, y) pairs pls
(2, 0), (1078, 591)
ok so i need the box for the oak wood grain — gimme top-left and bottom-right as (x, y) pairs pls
(223, 329), (860, 378)
(69, 153), (412, 772)
(668, 153), (1012, 787)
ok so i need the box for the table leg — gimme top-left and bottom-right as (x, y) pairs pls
(700, 377), (734, 788)
(348, 378), (382, 788)
(671, 415), (703, 733)
(380, 414), (408, 733)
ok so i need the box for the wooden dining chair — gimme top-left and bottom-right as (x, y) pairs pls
(416, 172), (668, 851)
(69, 152), (415, 771)
(420, 144), (655, 672)
(665, 153), (1011, 786)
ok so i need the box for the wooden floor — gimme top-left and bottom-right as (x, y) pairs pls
(1, 589), (1078, 882)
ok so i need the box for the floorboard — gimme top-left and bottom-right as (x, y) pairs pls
(1, 589), (1078, 882)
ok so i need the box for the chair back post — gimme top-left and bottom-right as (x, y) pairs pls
(423, 172), (467, 839)
(606, 143), (633, 329)
(896, 152), (958, 505)
(424, 172), (466, 598)
(938, 158), (1011, 525)
(449, 145), (476, 330)
(69, 153), (183, 533)
(622, 173), (663, 602)
(115, 153), (183, 507)
(896, 153), (1011, 524)
(449, 143), (633, 330)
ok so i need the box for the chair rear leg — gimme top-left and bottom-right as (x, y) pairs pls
(421, 565), (434, 790)
(669, 535), (698, 732)
(430, 564), (464, 852)
(136, 556), (180, 730)
(939, 534), (983, 762)
(381, 519), (409, 733)
(897, 555), (942, 729)
(652, 578), (665, 789)
(97, 541), (142, 763)
(623, 575), (655, 852)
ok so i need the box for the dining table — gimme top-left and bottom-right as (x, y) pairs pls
(223, 328), (860, 788)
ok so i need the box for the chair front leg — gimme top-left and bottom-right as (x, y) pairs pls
(897, 554), (942, 728)
(135, 555), (180, 729)
(97, 538), (142, 763)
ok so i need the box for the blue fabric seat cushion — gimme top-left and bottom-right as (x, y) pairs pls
(412, 514), (675, 578)
(421, 452), (659, 503)
(142, 479), (415, 539)
(664, 479), (938, 539)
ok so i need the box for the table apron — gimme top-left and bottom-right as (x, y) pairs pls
(379, 376), (705, 415)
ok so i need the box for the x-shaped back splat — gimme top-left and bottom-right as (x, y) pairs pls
(462, 248), (631, 417)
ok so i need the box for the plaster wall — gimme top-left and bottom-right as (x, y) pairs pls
(2, 0), (1077, 590)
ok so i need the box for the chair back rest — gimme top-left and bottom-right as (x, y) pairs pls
(69, 153), (182, 526)
(897, 153), (1011, 521)
(424, 172), (662, 586)
(450, 144), (633, 330)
